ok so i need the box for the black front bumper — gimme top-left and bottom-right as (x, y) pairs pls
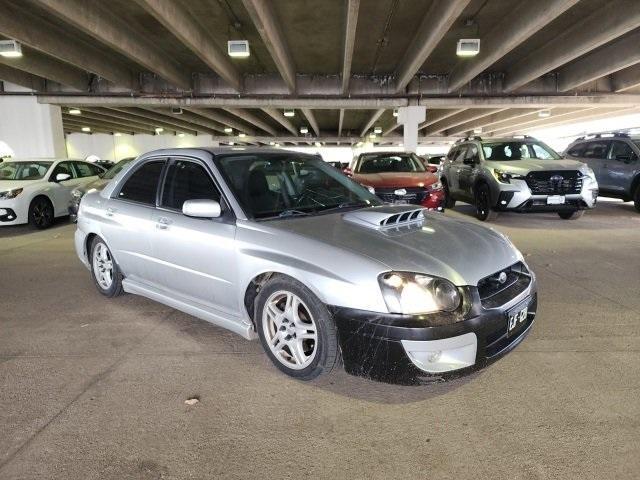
(330, 292), (537, 385)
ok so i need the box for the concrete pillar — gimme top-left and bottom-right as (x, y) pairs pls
(397, 106), (426, 152)
(0, 84), (66, 158)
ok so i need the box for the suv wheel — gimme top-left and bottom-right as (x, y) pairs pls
(28, 196), (54, 229)
(90, 236), (124, 297)
(256, 276), (339, 380)
(558, 210), (584, 220)
(634, 184), (640, 213)
(474, 183), (499, 221)
(442, 179), (456, 208)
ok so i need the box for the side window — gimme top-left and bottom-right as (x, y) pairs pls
(531, 144), (554, 160)
(446, 148), (458, 161)
(117, 160), (164, 205)
(74, 162), (97, 178)
(583, 141), (610, 159)
(465, 145), (479, 160)
(608, 141), (636, 162)
(567, 143), (585, 157)
(161, 160), (220, 211)
(50, 161), (76, 180)
(454, 146), (468, 163)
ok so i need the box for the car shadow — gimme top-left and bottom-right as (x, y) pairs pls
(0, 216), (71, 238)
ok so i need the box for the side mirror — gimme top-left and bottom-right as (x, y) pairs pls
(426, 165), (438, 173)
(343, 167), (353, 176)
(182, 199), (221, 218)
(55, 173), (71, 182)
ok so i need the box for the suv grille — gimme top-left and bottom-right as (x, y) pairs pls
(375, 187), (428, 204)
(477, 262), (531, 309)
(525, 170), (582, 195)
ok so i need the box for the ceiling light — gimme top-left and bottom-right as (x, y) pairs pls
(300, 126), (308, 134)
(538, 110), (551, 118)
(114, 132), (122, 137)
(232, 147), (246, 151)
(283, 109), (295, 117)
(178, 133), (185, 137)
(369, 133), (377, 139)
(393, 109), (398, 117)
(68, 108), (82, 115)
(315, 142), (322, 147)
(238, 133), (246, 138)
(224, 127), (233, 133)
(228, 40), (250, 58)
(155, 127), (164, 134)
(229, 141), (234, 146)
(81, 127), (91, 132)
(274, 143), (281, 147)
(374, 126), (382, 134)
(0, 40), (22, 58)
(269, 141), (275, 146)
(456, 38), (480, 57)
(473, 127), (482, 134)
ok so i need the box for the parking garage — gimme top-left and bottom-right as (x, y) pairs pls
(1, 0), (640, 478)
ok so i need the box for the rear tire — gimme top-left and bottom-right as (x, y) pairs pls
(558, 210), (584, 220)
(28, 196), (54, 229)
(90, 236), (124, 297)
(255, 275), (339, 381)
(474, 183), (499, 221)
(442, 179), (456, 209)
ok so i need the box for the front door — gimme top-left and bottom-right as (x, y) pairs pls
(149, 158), (238, 316)
(459, 145), (479, 200)
(447, 146), (467, 196)
(606, 141), (638, 195)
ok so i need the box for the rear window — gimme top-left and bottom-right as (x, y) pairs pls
(582, 141), (610, 159)
(357, 153), (425, 173)
(481, 141), (560, 161)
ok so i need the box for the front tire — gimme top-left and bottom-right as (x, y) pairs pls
(474, 183), (499, 221)
(442, 179), (456, 209)
(90, 236), (124, 297)
(256, 276), (339, 380)
(558, 210), (584, 220)
(28, 196), (54, 229)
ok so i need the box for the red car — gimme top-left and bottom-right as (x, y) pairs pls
(346, 152), (445, 210)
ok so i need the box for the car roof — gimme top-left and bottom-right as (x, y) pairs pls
(139, 147), (318, 158)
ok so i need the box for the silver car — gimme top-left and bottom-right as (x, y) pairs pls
(75, 148), (537, 384)
(442, 136), (599, 221)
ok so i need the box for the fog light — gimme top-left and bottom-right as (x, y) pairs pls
(501, 200), (507, 205)
(428, 351), (442, 363)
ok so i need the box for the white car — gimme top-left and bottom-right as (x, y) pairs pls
(0, 159), (105, 228)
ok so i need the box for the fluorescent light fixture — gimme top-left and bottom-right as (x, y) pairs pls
(224, 127), (233, 133)
(155, 127), (164, 134)
(0, 40), (22, 58)
(68, 108), (82, 115)
(393, 109), (398, 117)
(456, 38), (480, 57)
(315, 142), (322, 147)
(228, 141), (234, 146)
(269, 141), (275, 146)
(473, 127), (482, 134)
(274, 143), (280, 147)
(178, 133), (185, 137)
(300, 126), (308, 134)
(232, 147), (246, 151)
(114, 132), (122, 137)
(283, 109), (295, 117)
(81, 126), (91, 132)
(369, 133), (377, 139)
(374, 126), (382, 134)
(228, 40), (250, 58)
(238, 133), (246, 138)
(538, 110), (551, 118)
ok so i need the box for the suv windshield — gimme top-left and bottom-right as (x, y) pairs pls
(217, 153), (382, 219)
(356, 153), (426, 173)
(481, 141), (560, 161)
(102, 158), (134, 180)
(0, 161), (53, 180)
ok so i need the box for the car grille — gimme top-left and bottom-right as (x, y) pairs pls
(525, 170), (582, 195)
(477, 262), (532, 309)
(375, 187), (428, 204)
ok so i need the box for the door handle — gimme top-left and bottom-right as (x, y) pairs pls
(156, 217), (172, 230)
(105, 207), (116, 217)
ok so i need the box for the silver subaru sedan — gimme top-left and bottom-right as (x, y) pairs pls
(74, 148), (537, 385)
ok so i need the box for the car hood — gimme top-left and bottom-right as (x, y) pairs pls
(0, 179), (40, 191)
(486, 158), (585, 174)
(266, 207), (522, 286)
(353, 171), (439, 188)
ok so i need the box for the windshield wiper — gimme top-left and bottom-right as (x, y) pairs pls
(318, 201), (369, 213)
(277, 209), (311, 218)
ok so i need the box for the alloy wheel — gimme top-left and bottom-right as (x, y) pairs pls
(92, 242), (114, 290)
(32, 200), (52, 228)
(262, 290), (318, 370)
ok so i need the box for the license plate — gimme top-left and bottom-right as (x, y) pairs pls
(547, 195), (565, 205)
(393, 199), (409, 204)
(507, 305), (529, 336)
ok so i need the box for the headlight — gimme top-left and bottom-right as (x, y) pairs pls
(579, 165), (596, 179)
(428, 181), (443, 190)
(0, 188), (23, 200)
(378, 272), (461, 315)
(493, 169), (524, 184)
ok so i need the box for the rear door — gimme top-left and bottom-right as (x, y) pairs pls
(447, 145), (468, 195)
(47, 161), (82, 216)
(606, 140), (638, 194)
(149, 157), (239, 315)
(458, 144), (479, 199)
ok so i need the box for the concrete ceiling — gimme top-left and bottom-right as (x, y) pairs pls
(0, 0), (639, 145)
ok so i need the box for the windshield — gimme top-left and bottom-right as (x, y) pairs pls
(0, 161), (53, 180)
(216, 153), (382, 219)
(481, 141), (560, 161)
(633, 140), (640, 149)
(102, 158), (134, 180)
(356, 153), (426, 173)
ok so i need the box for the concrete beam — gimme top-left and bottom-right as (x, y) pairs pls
(83, 108), (199, 136)
(34, 0), (191, 89)
(480, 108), (587, 134)
(447, 0), (579, 93)
(68, 109), (165, 132)
(63, 123), (116, 135)
(341, 0), (360, 94)
(112, 108), (210, 135)
(360, 109), (385, 137)
(138, 108), (221, 134)
(222, 108), (277, 136)
(424, 109), (507, 135)
(301, 109), (320, 136)
(0, 49), (89, 91)
(557, 30), (640, 92)
(202, 135), (456, 145)
(419, 109), (467, 130)
(62, 115), (156, 135)
(242, 0), (296, 93)
(262, 108), (298, 135)
(0, 0), (135, 89)
(504, 0), (640, 92)
(611, 64), (640, 93)
(187, 108), (255, 135)
(0, 64), (46, 91)
(395, 0), (470, 92)
(445, 108), (547, 136)
(135, 0), (242, 91)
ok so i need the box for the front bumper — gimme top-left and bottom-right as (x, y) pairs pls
(0, 198), (27, 225)
(494, 178), (598, 213)
(331, 281), (537, 385)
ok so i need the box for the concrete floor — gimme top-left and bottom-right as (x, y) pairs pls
(1, 199), (639, 479)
